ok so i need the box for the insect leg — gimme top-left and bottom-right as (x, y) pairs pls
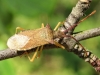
(41, 23), (45, 28)
(19, 51), (29, 58)
(37, 45), (44, 58)
(54, 22), (61, 31)
(46, 39), (65, 49)
(16, 27), (24, 34)
(53, 41), (65, 49)
(27, 47), (40, 62)
(51, 22), (65, 49)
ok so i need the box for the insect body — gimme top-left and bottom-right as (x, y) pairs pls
(7, 23), (65, 62)
(7, 25), (53, 50)
(7, 10), (96, 62)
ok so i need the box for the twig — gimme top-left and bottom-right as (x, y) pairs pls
(74, 27), (100, 41)
(62, 0), (91, 34)
(1, 0), (100, 72)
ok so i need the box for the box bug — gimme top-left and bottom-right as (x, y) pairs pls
(7, 23), (65, 62)
(7, 10), (96, 62)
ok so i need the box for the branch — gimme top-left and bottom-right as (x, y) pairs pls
(63, 0), (91, 34)
(75, 27), (100, 41)
(1, 0), (100, 72)
(0, 27), (100, 60)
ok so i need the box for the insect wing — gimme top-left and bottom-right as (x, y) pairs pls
(7, 34), (30, 50)
(7, 26), (54, 51)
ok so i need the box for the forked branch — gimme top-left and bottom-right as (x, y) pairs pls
(0, 0), (100, 73)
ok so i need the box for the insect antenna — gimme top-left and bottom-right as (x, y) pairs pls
(60, 10), (96, 56)
(64, 10), (96, 34)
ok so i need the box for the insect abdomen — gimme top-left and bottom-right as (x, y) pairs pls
(7, 25), (54, 51)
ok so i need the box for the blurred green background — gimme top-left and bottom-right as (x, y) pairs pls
(0, 0), (100, 75)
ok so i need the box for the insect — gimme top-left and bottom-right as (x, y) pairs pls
(7, 10), (96, 62)
(7, 23), (65, 62)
